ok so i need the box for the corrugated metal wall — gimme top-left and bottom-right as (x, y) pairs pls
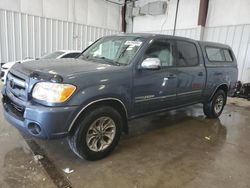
(0, 9), (119, 63)
(203, 24), (250, 81)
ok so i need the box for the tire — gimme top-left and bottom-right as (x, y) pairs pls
(203, 89), (226, 118)
(68, 106), (123, 161)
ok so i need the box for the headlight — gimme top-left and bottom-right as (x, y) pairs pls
(32, 82), (76, 103)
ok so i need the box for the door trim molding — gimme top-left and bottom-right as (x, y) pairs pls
(135, 94), (176, 103)
(177, 90), (202, 96)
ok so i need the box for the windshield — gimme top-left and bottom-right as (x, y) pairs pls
(41, 51), (64, 59)
(80, 36), (145, 66)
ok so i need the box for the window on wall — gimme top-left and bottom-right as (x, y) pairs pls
(144, 40), (174, 67)
(176, 41), (199, 67)
(206, 47), (233, 62)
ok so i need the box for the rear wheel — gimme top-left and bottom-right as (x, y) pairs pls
(68, 106), (123, 161)
(203, 89), (226, 118)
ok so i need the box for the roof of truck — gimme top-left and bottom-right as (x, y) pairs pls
(115, 32), (192, 40)
(198, 40), (231, 49)
(110, 33), (232, 49)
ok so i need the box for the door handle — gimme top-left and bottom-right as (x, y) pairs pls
(166, 74), (176, 79)
(198, 72), (204, 76)
(214, 72), (223, 76)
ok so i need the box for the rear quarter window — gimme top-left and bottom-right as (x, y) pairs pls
(223, 49), (233, 61)
(176, 41), (199, 67)
(206, 47), (233, 62)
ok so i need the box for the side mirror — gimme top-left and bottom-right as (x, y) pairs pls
(140, 58), (161, 70)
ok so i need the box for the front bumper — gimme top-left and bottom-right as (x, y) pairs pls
(2, 89), (78, 139)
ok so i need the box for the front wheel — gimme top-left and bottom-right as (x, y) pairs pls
(203, 89), (226, 118)
(67, 106), (123, 161)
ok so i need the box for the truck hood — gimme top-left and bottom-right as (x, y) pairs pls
(13, 58), (119, 77)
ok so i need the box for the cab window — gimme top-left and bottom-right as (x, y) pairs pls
(176, 41), (199, 66)
(144, 40), (174, 67)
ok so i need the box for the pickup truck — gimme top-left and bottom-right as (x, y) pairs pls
(2, 34), (238, 161)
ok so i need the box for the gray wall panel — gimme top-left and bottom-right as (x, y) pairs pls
(0, 9), (119, 63)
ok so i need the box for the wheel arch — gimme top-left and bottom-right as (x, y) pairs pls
(209, 83), (229, 102)
(68, 98), (129, 134)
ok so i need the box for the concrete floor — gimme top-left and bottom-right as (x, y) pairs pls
(0, 88), (250, 188)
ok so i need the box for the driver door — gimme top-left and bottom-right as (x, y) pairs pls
(133, 38), (177, 115)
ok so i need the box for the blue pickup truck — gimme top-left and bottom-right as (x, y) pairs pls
(2, 34), (238, 160)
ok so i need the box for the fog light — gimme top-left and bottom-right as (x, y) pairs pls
(28, 123), (41, 135)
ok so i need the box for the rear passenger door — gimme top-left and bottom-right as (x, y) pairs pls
(175, 40), (206, 105)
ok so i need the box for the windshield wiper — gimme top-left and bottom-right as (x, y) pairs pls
(80, 54), (91, 60)
(97, 56), (122, 66)
(80, 55), (122, 66)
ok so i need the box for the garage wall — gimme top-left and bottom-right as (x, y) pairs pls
(204, 0), (250, 82)
(133, 0), (201, 40)
(0, 0), (121, 63)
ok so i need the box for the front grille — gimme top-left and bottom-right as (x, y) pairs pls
(2, 96), (25, 120)
(6, 72), (28, 101)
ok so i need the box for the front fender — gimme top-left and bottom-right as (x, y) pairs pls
(70, 83), (130, 110)
(65, 83), (131, 132)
